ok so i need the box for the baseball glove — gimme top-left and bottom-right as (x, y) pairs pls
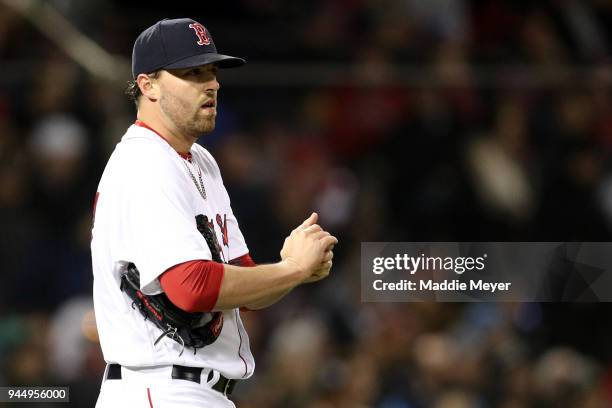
(120, 215), (225, 356)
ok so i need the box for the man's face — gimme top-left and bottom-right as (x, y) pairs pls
(156, 64), (220, 138)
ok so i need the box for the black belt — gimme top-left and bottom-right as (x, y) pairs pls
(106, 364), (237, 396)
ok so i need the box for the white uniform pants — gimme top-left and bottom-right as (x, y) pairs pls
(95, 365), (236, 408)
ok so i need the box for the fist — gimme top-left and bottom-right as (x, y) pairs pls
(303, 245), (334, 283)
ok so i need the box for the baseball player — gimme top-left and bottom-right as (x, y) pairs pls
(91, 18), (337, 407)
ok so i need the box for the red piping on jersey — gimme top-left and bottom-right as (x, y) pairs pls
(229, 254), (255, 374)
(235, 309), (249, 377)
(147, 388), (154, 408)
(160, 260), (224, 312)
(134, 120), (192, 160)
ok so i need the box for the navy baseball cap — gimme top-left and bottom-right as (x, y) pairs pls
(131, 18), (246, 78)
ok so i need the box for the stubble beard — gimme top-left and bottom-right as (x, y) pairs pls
(160, 92), (216, 140)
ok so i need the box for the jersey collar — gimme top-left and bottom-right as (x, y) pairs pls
(134, 120), (193, 161)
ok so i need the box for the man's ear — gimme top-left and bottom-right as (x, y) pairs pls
(137, 73), (160, 101)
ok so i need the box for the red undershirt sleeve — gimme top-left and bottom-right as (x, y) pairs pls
(159, 260), (225, 312)
(229, 253), (256, 267)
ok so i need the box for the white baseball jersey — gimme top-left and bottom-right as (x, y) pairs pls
(91, 122), (255, 380)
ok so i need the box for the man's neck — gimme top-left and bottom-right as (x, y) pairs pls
(136, 112), (195, 154)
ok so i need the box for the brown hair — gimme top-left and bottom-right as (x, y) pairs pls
(125, 71), (160, 106)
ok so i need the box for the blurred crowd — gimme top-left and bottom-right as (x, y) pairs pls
(2, 0), (612, 407)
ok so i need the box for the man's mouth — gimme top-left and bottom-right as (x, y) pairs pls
(202, 100), (216, 109)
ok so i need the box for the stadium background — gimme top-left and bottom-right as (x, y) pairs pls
(1, 0), (612, 406)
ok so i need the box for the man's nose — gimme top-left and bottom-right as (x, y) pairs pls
(207, 77), (220, 91)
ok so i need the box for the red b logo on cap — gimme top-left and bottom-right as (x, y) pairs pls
(189, 23), (211, 46)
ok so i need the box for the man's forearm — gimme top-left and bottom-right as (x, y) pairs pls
(213, 261), (305, 310)
(242, 287), (294, 310)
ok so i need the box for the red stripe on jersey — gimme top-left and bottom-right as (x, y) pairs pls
(160, 260), (224, 312)
(135, 120), (168, 142)
(147, 388), (154, 408)
(134, 120), (191, 158)
(234, 309), (249, 377)
(178, 152), (193, 161)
